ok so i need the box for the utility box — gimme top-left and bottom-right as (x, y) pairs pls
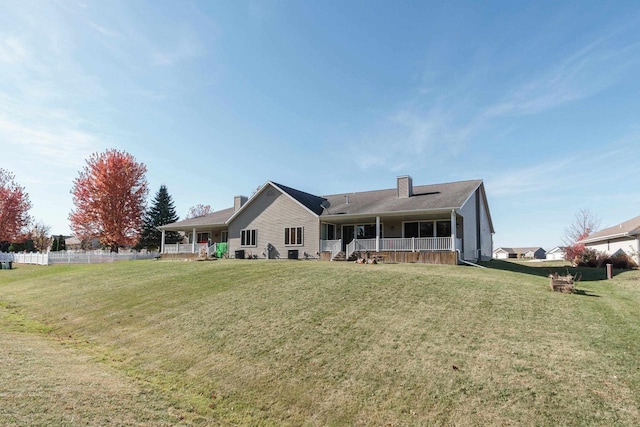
(235, 250), (245, 259)
(287, 249), (299, 260)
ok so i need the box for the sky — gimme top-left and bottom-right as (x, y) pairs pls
(1, 0), (640, 250)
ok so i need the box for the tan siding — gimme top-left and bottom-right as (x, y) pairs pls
(228, 184), (320, 259)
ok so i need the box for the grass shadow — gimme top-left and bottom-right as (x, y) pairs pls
(572, 289), (600, 297)
(479, 259), (631, 283)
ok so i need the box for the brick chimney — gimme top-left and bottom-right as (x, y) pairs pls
(397, 175), (413, 198)
(234, 195), (248, 211)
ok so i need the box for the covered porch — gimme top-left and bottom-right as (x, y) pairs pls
(159, 225), (229, 257)
(319, 209), (463, 264)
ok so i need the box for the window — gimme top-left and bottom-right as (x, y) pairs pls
(285, 227), (304, 245)
(197, 232), (210, 243)
(221, 231), (228, 243)
(241, 229), (256, 247)
(436, 221), (451, 237)
(321, 223), (335, 240)
(403, 221), (449, 238)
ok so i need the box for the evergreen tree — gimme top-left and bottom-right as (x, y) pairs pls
(50, 235), (66, 251)
(137, 185), (181, 250)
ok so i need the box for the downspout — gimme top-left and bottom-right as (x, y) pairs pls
(456, 249), (486, 268)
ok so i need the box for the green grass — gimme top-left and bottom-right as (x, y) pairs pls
(1, 259), (639, 425)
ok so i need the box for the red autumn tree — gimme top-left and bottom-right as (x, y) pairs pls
(0, 168), (32, 242)
(69, 149), (148, 252)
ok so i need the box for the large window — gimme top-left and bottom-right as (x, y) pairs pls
(404, 221), (449, 238)
(285, 227), (304, 245)
(221, 231), (228, 243)
(241, 229), (256, 247)
(197, 232), (210, 243)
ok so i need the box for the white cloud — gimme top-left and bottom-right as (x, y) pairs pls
(0, 36), (29, 64)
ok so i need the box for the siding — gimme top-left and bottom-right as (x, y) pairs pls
(228, 184), (320, 259)
(586, 236), (640, 264)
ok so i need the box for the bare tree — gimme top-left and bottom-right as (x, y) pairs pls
(186, 204), (212, 219)
(563, 208), (601, 245)
(30, 221), (51, 253)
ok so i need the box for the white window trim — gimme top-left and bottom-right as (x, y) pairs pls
(241, 229), (257, 247)
(284, 226), (304, 246)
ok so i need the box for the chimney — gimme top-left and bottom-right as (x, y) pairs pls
(397, 175), (413, 198)
(234, 195), (248, 211)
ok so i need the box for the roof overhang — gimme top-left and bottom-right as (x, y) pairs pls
(320, 208), (458, 222)
(578, 232), (640, 245)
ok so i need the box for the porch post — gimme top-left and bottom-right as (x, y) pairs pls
(376, 216), (380, 252)
(451, 209), (456, 253)
(192, 227), (196, 253)
(161, 229), (165, 253)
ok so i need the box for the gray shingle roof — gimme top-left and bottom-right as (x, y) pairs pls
(271, 182), (327, 216)
(320, 179), (483, 216)
(494, 247), (544, 254)
(157, 207), (235, 230)
(580, 214), (640, 243)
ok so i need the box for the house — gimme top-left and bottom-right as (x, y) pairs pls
(545, 246), (566, 261)
(578, 215), (640, 264)
(158, 176), (495, 264)
(492, 247), (546, 260)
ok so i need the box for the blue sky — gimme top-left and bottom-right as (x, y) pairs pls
(1, 0), (640, 250)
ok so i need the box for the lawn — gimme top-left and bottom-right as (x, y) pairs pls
(1, 259), (639, 426)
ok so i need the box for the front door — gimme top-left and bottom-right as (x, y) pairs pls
(342, 225), (355, 251)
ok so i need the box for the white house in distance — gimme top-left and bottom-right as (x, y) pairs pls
(545, 246), (566, 261)
(493, 247), (546, 260)
(578, 214), (640, 264)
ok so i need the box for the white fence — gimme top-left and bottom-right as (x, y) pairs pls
(1, 251), (158, 265)
(333, 237), (456, 258)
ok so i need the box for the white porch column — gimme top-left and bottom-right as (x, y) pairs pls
(192, 227), (196, 253)
(451, 209), (456, 253)
(376, 216), (380, 252)
(161, 229), (166, 253)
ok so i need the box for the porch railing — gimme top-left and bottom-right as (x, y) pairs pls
(320, 239), (342, 260)
(163, 243), (208, 254)
(328, 237), (454, 259)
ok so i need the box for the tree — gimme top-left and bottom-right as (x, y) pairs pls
(137, 185), (181, 250)
(0, 168), (32, 242)
(50, 235), (66, 252)
(69, 149), (148, 252)
(30, 221), (51, 252)
(186, 204), (212, 219)
(563, 208), (601, 262)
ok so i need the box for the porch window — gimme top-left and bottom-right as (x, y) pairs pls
(241, 229), (257, 247)
(197, 232), (210, 243)
(403, 221), (447, 238)
(221, 231), (228, 243)
(285, 227), (303, 245)
(436, 221), (451, 237)
(321, 223), (335, 240)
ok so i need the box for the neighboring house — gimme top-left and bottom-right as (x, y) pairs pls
(545, 246), (566, 261)
(158, 176), (495, 264)
(65, 236), (101, 251)
(578, 215), (640, 264)
(493, 247), (546, 260)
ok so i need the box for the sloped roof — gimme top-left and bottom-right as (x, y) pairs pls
(493, 247), (544, 254)
(158, 207), (235, 230)
(272, 182), (327, 216)
(579, 214), (640, 244)
(546, 246), (565, 254)
(320, 179), (483, 217)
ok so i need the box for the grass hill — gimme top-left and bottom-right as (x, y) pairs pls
(1, 259), (639, 425)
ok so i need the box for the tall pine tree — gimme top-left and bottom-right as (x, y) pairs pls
(137, 185), (181, 250)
